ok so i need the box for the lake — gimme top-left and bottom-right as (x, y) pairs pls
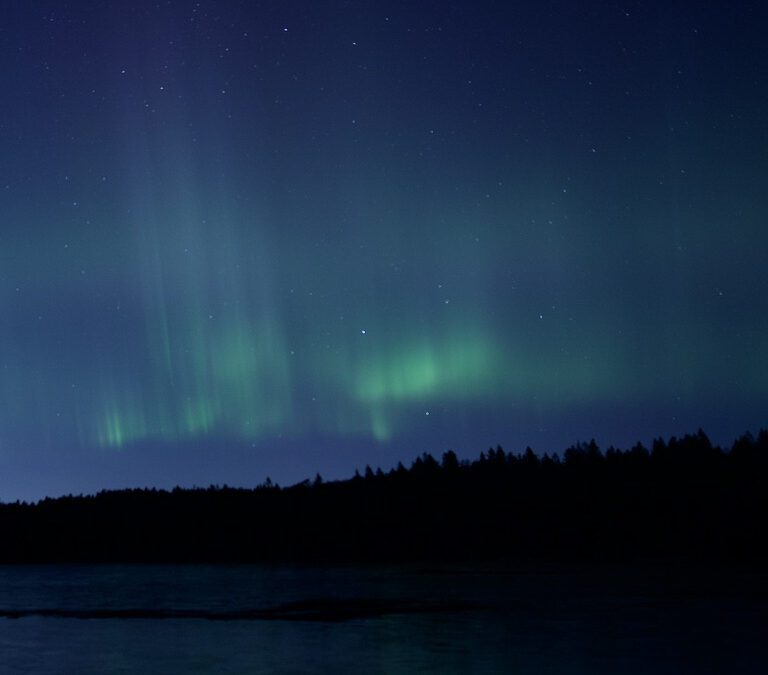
(0, 563), (764, 673)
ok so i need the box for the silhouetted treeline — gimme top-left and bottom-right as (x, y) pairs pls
(0, 429), (766, 564)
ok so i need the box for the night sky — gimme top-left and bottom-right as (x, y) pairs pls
(1, 1), (766, 500)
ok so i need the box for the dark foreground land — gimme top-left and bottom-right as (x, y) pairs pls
(0, 429), (765, 564)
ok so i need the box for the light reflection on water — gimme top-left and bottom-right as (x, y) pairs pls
(0, 564), (764, 674)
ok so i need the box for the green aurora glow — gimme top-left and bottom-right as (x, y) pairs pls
(0, 1), (766, 498)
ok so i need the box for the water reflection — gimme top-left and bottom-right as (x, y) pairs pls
(0, 564), (764, 674)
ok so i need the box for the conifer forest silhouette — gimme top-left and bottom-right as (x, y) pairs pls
(0, 429), (765, 564)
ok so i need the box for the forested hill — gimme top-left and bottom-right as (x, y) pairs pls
(0, 430), (766, 564)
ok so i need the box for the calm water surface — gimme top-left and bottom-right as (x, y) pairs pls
(0, 564), (764, 673)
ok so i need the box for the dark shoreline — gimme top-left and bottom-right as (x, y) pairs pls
(1, 429), (765, 565)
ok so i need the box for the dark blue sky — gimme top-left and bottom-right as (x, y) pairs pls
(1, 1), (766, 500)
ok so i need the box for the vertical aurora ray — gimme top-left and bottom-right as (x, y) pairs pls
(89, 179), (297, 448)
(0, 1), (766, 500)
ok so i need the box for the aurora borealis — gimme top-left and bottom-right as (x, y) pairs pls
(1, 1), (767, 499)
